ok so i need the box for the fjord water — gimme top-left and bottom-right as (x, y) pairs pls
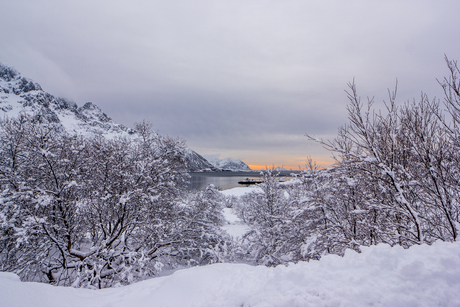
(188, 171), (299, 190)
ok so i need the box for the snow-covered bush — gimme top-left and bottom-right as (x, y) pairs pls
(0, 117), (200, 288)
(235, 166), (367, 264)
(234, 169), (316, 265)
(307, 57), (460, 249)
(237, 58), (460, 266)
(172, 185), (232, 266)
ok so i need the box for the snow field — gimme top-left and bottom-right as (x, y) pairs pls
(1, 240), (459, 306)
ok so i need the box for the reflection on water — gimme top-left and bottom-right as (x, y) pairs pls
(188, 171), (299, 191)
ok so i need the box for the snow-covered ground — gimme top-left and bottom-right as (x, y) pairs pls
(220, 185), (261, 197)
(1, 240), (459, 307)
(221, 207), (249, 238)
(220, 186), (255, 238)
(2, 186), (459, 306)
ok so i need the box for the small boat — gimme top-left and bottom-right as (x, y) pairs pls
(238, 178), (264, 185)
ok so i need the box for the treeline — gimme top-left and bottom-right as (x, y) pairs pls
(0, 118), (230, 288)
(234, 57), (460, 265)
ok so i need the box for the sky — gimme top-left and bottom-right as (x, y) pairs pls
(1, 0), (460, 169)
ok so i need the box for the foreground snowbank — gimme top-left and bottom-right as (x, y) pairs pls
(2, 240), (460, 307)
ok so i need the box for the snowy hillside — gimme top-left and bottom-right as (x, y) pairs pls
(1, 239), (459, 307)
(0, 62), (213, 171)
(184, 148), (217, 171)
(209, 157), (252, 171)
(0, 63), (133, 137)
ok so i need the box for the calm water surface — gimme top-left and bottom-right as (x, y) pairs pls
(188, 171), (299, 191)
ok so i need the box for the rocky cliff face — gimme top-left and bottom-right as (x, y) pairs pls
(0, 62), (213, 171)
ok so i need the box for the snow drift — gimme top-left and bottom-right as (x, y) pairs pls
(1, 240), (459, 307)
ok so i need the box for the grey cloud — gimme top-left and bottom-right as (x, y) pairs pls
(1, 0), (460, 167)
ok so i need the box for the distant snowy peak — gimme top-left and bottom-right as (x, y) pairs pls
(274, 166), (290, 171)
(0, 62), (133, 137)
(209, 158), (252, 171)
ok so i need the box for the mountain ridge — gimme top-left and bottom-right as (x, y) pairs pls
(208, 157), (252, 171)
(0, 62), (214, 171)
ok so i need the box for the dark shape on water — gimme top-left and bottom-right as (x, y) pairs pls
(238, 178), (264, 185)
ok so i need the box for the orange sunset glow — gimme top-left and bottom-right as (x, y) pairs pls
(247, 156), (335, 171)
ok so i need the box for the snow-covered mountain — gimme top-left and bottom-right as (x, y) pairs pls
(184, 148), (217, 172)
(0, 62), (212, 171)
(0, 63), (134, 136)
(209, 158), (252, 171)
(273, 166), (292, 171)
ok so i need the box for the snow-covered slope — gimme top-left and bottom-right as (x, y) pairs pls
(1, 240), (459, 307)
(0, 62), (213, 171)
(184, 148), (217, 172)
(0, 63), (134, 137)
(209, 157), (252, 171)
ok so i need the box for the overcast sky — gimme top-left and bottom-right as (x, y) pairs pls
(1, 0), (460, 169)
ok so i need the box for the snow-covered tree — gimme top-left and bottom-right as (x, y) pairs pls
(172, 185), (231, 266)
(0, 116), (195, 288)
(308, 59), (460, 248)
